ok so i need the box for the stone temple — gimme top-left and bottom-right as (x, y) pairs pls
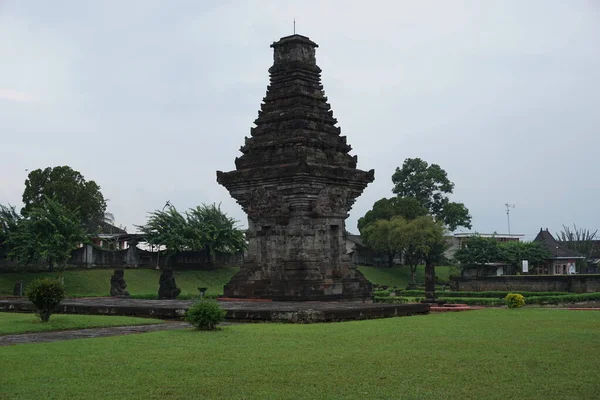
(217, 34), (374, 301)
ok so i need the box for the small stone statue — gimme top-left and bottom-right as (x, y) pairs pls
(158, 269), (181, 300)
(110, 269), (130, 297)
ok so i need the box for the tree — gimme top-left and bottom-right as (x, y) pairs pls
(357, 197), (427, 234)
(137, 203), (246, 266)
(453, 235), (500, 277)
(22, 166), (107, 226)
(391, 158), (471, 231)
(403, 216), (447, 286)
(498, 241), (550, 275)
(8, 197), (87, 271)
(137, 205), (191, 267)
(362, 217), (410, 267)
(0, 204), (21, 250)
(557, 224), (598, 272)
(186, 204), (247, 262)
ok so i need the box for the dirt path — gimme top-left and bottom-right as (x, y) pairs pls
(0, 321), (190, 346)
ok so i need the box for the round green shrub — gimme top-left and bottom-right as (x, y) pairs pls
(185, 299), (226, 331)
(505, 293), (526, 308)
(25, 277), (66, 322)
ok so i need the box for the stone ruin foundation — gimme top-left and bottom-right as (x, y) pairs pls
(217, 34), (374, 301)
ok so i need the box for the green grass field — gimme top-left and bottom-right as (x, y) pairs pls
(0, 313), (163, 335)
(0, 265), (446, 298)
(0, 268), (238, 297)
(358, 265), (453, 288)
(1, 309), (598, 399)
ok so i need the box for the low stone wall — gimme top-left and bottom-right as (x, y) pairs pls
(452, 275), (600, 293)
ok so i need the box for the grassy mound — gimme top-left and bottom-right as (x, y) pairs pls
(0, 268), (238, 298)
(358, 265), (453, 288)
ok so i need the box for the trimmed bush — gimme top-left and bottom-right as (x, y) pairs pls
(527, 292), (600, 305)
(126, 293), (221, 301)
(25, 277), (66, 322)
(185, 299), (226, 331)
(374, 296), (409, 304)
(438, 297), (505, 306)
(505, 293), (526, 308)
(397, 290), (571, 299)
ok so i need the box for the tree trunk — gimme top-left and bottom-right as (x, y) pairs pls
(387, 252), (395, 268)
(424, 261), (436, 301)
(406, 264), (417, 289)
(48, 259), (54, 272)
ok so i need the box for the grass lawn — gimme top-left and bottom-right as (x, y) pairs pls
(0, 267), (238, 297)
(0, 266), (445, 298)
(0, 313), (163, 335)
(2, 309), (599, 400)
(358, 265), (453, 288)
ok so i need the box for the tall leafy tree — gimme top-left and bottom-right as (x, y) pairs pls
(403, 216), (447, 286)
(8, 197), (87, 272)
(498, 241), (550, 275)
(362, 217), (410, 267)
(22, 166), (107, 226)
(186, 204), (247, 261)
(391, 158), (471, 231)
(0, 204), (21, 251)
(137, 205), (190, 267)
(453, 235), (500, 277)
(137, 203), (246, 266)
(357, 197), (427, 234)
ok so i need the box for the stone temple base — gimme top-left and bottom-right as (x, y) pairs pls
(223, 261), (373, 301)
(0, 298), (430, 323)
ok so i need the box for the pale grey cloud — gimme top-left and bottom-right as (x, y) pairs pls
(0, 0), (598, 239)
(0, 89), (36, 102)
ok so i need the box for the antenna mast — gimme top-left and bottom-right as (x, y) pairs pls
(293, 18), (296, 34)
(505, 203), (515, 236)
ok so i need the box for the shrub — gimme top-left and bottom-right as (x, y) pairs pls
(25, 277), (66, 322)
(397, 290), (571, 299)
(527, 292), (600, 305)
(373, 289), (392, 297)
(505, 293), (526, 308)
(439, 297), (504, 306)
(184, 299), (226, 330)
(374, 296), (409, 304)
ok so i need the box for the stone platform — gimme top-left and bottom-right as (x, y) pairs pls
(0, 297), (429, 323)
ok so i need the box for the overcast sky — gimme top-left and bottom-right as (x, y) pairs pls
(1, 0), (599, 240)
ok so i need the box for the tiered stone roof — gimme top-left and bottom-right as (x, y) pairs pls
(217, 34), (374, 218)
(216, 34), (373, 301)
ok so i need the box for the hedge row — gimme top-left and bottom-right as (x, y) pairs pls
(439, 292), (600, 306)
(527, 292), (600, 305)
(391, 290), (571, 298)
(128, 293), (221, 300)
(374, 292), (600, 306)
(374, 296), (424, 304)
(433, 291), (570, 299)
(439, 297), (504, 306)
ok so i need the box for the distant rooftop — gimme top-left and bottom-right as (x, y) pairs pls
(533, 229), (584, 259)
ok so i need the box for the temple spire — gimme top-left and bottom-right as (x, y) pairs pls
(216, 35), (374, 301)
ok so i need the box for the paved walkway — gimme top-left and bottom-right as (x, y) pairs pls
(0, 321), (190, 346)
